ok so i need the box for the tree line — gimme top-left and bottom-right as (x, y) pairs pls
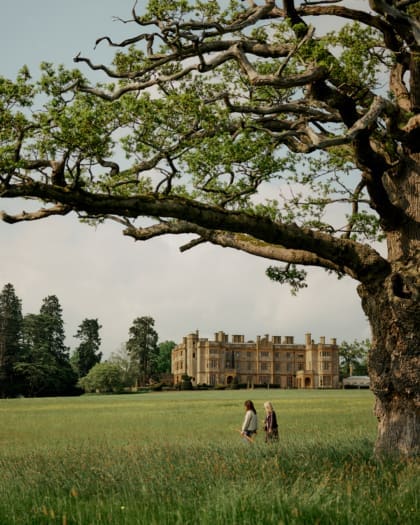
(0, 283), (175, 397)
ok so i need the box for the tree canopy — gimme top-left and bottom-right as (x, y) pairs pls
(339, 338), (370, 377)
(72, 318), (103, 377)
(0, 1), (419, 454)
(0, 283), (23, 396)
(127, 316), (159, 385)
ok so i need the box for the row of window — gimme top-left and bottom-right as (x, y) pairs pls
(176, 361), (333, 372)
(174, 350), (332, 360)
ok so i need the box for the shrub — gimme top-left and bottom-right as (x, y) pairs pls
(180, 374), (193, 390)
(78, 363), (124, 393)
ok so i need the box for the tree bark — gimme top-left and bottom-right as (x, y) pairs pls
(360, 273), (419, 456)
(358, 151), (420, 457)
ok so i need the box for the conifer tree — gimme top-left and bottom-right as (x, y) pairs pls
(73, 318), (102, 378)
(0, 283), (23, 396)
(127, 316), (159, 386)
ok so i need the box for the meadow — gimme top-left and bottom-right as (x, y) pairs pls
(0, 389), (418, 525)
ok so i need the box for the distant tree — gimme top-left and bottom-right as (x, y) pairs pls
(109, 343), (137, 388)
(39, 295), (69, 362)
(72, 318), (102, 377)
(156, 340), (176, 375)
(0, 283), (24, 396)
(78, 362), (124, 393)
(339, 339), (370, 379)
(126, 316), (159, 386)
(19, 296), (77, 396)
(17, 313), (58, 396)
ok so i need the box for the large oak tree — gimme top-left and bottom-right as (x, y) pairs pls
(0, 1), (419, 455)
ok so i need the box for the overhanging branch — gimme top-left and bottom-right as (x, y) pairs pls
(123, 219), (349, 275)
(0, 204), (71, 223)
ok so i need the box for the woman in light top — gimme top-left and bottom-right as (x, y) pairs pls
(263, 401), (279, 443)
(241, 400), (258, 440)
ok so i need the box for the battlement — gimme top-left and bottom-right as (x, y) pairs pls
(185, 330), (337, 346)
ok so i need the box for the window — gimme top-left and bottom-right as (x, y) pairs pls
(261, 362), (269, 371)
(275, 363), (281, 371)
(260, 351), (269, 358)
(319, 375), (331, 387)
(322, 362), (330, 371)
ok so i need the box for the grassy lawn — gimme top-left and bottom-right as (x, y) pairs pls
(0, 389), (418, 524)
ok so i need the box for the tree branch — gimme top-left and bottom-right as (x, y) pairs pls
(122, 218), (361, 278)
(0, 204), (71, 223)
(1, 181), (389, 283)
(369, 0), (420, 48)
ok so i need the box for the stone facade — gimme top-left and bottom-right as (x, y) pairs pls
(171, 331), (339, 389)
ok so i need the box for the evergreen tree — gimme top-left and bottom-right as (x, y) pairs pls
(39, 295), (69, 362)
(17, 313), (55, 396)
(18, 296), (77, 396)
(73, 318), (102, 377)
(0, 283), (23, 396)
(126, 316), (159, 386)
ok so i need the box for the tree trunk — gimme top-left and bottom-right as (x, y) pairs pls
(358, 152), (419, 455)
(359, 274), (419, 456)
(361, 274), (419, 459)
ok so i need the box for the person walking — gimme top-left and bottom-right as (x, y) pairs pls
(263, 401), (279, 443)
(241, 400), (258, 442)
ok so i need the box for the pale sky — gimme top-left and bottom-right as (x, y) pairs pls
(0, 0), (372, 357)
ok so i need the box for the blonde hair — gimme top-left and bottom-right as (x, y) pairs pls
(264, 401), (274, 413)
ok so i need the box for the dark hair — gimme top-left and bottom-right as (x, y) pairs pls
(244, 400), (256, 414)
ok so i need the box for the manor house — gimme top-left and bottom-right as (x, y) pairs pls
(172, 331), (339, 389)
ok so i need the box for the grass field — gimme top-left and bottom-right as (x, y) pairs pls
(0, 389), (418, 524)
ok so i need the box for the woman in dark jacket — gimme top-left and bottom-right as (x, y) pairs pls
(263, 401), (279, 442)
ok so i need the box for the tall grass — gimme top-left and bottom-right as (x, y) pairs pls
(0, 390), (418, 524)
